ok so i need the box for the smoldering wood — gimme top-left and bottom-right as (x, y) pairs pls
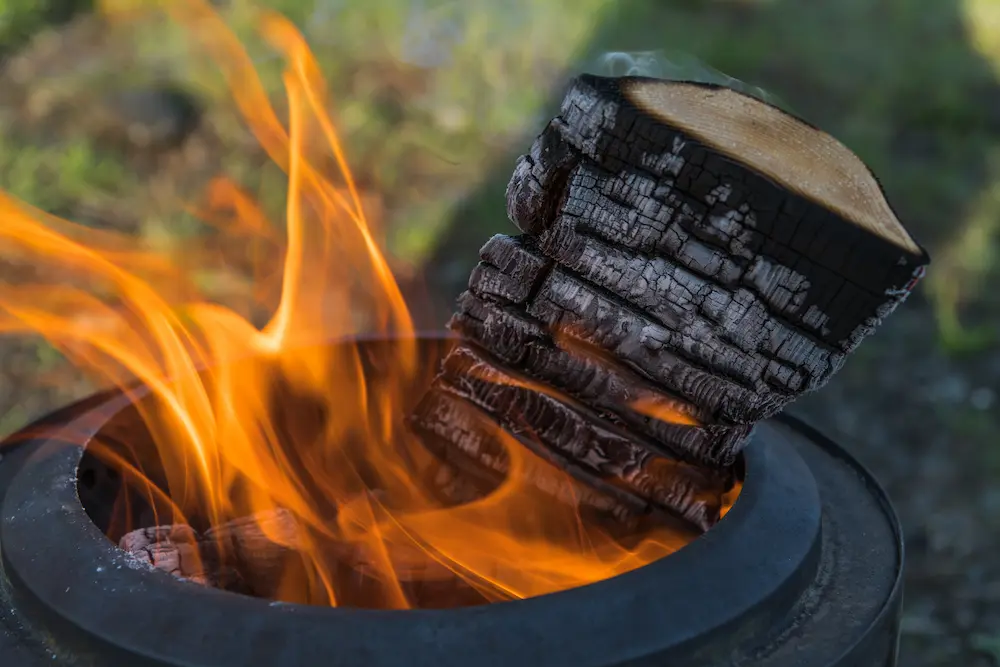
(528, 267), (800, 422)
(462, 239), (789, 423)
(415, 293), (732, 530)
(408, 387), (653, 526)
(457, 239), (754, 465)
(200, 510), (301, 597)
(436, 343), (728, 530)
(120, 524), (211, 586)
(120, 509), (299, 595)
(412, 74), (928, 532)
(119, 509), (505, 600)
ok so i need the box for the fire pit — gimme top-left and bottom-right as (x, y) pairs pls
(0, 334), (901, 667)
(0, 3), (925, 664)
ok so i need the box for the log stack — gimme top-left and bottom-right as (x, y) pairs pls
(410, 74), (929, 533)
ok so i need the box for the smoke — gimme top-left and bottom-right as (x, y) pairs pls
(299, 0), (469, 69)
(596, 50), (671, 78)
(590, 50), (789, 110)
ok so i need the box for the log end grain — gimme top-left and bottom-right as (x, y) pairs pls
(618, 76), (924, 258)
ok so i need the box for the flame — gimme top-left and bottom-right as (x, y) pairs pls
(629, 395), (700, 427)
(0, 1), (737, 608)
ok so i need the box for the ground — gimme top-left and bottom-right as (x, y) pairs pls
(1, 1), (999, 665)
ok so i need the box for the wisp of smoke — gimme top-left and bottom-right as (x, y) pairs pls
(591, 50), (789, 111)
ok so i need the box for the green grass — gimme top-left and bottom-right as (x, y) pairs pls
(0, 0), (48, 48)
(56, 0), (611, 262)
(0, 0), (91, 54)
(0, 134), (135, 214)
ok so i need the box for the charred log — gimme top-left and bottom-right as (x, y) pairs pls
(454, 240), (754, 465)
(413, 74), (929, 532)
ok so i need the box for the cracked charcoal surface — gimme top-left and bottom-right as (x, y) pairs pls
(408, 386), (651, 526)
(413, 74), (928, 531)
(452, 269), (753, 467)
(438, 343), (729, 529)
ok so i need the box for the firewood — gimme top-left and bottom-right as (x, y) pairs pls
(412, 74), (928, 532)
(120, 524), (209, 585)
(409, 387), (651, 524)
(119, 510), (522, 606)
(120, 510), (299, 595)
(434, 343), (728, 529)
(410, 382), (688, 528)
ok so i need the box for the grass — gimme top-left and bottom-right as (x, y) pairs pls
(0, 0), (90, 55)
(0, 134), (135, 215)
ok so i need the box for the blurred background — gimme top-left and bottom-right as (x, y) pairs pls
(1, 0), (998, 664)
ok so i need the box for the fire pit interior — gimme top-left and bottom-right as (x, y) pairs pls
(72, 334), (717, 611)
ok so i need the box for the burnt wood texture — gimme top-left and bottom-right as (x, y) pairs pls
(120, 510), (300, 596)
(120, 510), (517, 605)
(413, 74), (929, 532)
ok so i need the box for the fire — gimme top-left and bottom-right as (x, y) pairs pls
(629, 395), (700, 427)
(0, 1), (732, 608)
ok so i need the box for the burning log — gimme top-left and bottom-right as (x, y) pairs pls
(413, 74), (929, 531)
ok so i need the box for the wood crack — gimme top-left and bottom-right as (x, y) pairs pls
(568, 222), (844, 357)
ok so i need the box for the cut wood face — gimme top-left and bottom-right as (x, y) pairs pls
(622, 79), (922, 256)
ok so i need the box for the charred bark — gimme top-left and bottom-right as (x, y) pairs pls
(407, 387), (656, 526)
(413, 74), (929, 532)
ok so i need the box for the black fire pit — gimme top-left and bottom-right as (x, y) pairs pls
(0, 335), (902, 667)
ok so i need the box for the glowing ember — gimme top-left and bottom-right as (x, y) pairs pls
(0, 1), (737, 608)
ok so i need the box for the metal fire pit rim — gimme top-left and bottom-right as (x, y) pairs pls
(772, 410), (906, 666)
(0, 334), (824, 667)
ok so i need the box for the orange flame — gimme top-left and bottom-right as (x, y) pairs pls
(629, 395), (700, 427)
(0, 1), (733, 608)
